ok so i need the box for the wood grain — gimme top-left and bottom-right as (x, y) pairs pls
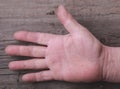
(0, 0), (120, 89)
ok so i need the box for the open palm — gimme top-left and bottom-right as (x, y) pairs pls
(5, 5), (105, 82)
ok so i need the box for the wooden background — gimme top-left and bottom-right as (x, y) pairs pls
(0, 0), (120, 89)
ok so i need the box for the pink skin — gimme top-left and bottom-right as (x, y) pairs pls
(5, 5), (106, 82)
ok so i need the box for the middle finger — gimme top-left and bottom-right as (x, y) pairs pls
(6, 45), (46, 57)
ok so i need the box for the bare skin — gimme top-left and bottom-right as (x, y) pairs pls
(5, 5), (120, 83)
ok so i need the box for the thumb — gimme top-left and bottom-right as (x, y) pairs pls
(57, 5), (86, 34)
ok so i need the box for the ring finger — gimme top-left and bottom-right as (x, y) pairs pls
(9, 59), (48, 70)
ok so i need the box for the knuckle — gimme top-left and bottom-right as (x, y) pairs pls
(35, 72), (45, 81)
(34, 60), (39, 69)
(31, 46), (35, 56)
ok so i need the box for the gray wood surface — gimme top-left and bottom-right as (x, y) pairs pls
(0, 0), (120, 89)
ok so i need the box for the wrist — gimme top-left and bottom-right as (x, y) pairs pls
(102, 46), (120, 82)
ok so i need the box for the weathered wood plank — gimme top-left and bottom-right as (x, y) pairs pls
(0, 0), (119, 19)
(0, 20), (120, 46)
(0, 75), (18, 84)
(0, 69), (17, 75)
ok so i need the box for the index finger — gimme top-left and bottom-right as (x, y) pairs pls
(14, 31), (59, 45)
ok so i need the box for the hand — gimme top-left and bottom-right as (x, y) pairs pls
(5, 5), (105, 82)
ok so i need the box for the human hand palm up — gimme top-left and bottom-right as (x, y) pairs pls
(5, 5), (105, 82)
